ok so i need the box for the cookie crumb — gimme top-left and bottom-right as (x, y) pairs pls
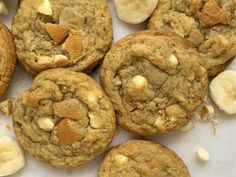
(6, 124), (11, 131)
(0, 99), (13, 116)
(194, 92), (221, 135)
(180, 121), (194, 132)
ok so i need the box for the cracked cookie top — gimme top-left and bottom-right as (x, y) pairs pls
(99, 140), (190, 177)
(13, 69), (116, 168)
(149, 0), (236, 76)
(12, 0), (112, 74)
(0, 22), (16, 98)
(100, 30), (208, 136)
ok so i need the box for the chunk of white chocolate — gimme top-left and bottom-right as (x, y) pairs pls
(154, 115), (166, 131)
(37, 117), (55, 131)
(114, 154), (128, 166)
(168, 54), (179, 66)
(37, 0), (53, 16)
(37, 55), (69, 67)
(196, 147), (210, 162)
(131, 75), (148, 91)
(89, 113), (102, 129)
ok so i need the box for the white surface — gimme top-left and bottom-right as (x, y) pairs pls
(0, 1), (236, 177)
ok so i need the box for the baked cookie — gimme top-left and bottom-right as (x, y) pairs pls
(12, 0), (112, 74)
(13, 69), (116, 168)
(100, 30), (208, 136)
(148, 0), (236, 76)
(0, 22), (16, 99)
(99, 140), (190, 177)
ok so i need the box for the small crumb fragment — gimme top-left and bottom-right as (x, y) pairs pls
(180, 121), (194, 132)
(0, 99), (13, 116)
(196, 147), (210, 162)
(201, 104), (215, 120)
(0, 1), (8, 16)
(114, 154), (128, 166)
(6, 124), (11, 131)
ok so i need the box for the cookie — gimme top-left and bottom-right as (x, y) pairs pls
(148, 0), (236, 76)
(13, 69), (116, 168)
(12, 0), (112, 74)
(100, 30), (208, 136)
(0, 22), (16, 99)
(98, 140), (190, 177)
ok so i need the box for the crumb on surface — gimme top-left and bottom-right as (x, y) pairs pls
(6, 124), (11, 131)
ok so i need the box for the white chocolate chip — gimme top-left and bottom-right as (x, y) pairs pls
(131, 75), (148, 91)
(0, 1), (8, 16)
(54, 54), (68, 61)
(114, 154), (128, 166)
(168, 54), (179, 66)
(87, 94), (98, 104)
(154, 115), (166, 131)
(180, 121), (194, 132)
(37, 118), (55, 131)
(86, 91), (103, 105)
(89, 113), (102, 129)
(37, 0), (53, 16)
(37, 55), (69, 66)
(196, 147), (210, 162)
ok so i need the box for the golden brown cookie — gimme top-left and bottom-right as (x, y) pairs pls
(13, 69), (116, 168)
(149, 0), (236, 76)
(0, 22), (16, 99)
(12, 0), (112, 74)
(99, 140), (190, 177)
(100, 30), (208, 136)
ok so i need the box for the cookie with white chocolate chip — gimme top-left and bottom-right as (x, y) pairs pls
(148, 0), (236, 76)
(13, 69), (116, 168)
(98, 140), (190, 177)
(100, 30), (208, 136)
(12, 0), (112, 74)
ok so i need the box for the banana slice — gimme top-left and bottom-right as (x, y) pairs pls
(0, 136), (25, 176)
(210, 70), (236, 114)
(114, 0), (159, 24)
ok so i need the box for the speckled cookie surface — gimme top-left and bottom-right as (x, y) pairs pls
(149, 0), (236, 76)
(98, 140), (190, 177)
(100, 30), (208, 136)
(0, 22), (16, 99)
(13, 69), (116, 168)
(12, 0), (112, 74)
